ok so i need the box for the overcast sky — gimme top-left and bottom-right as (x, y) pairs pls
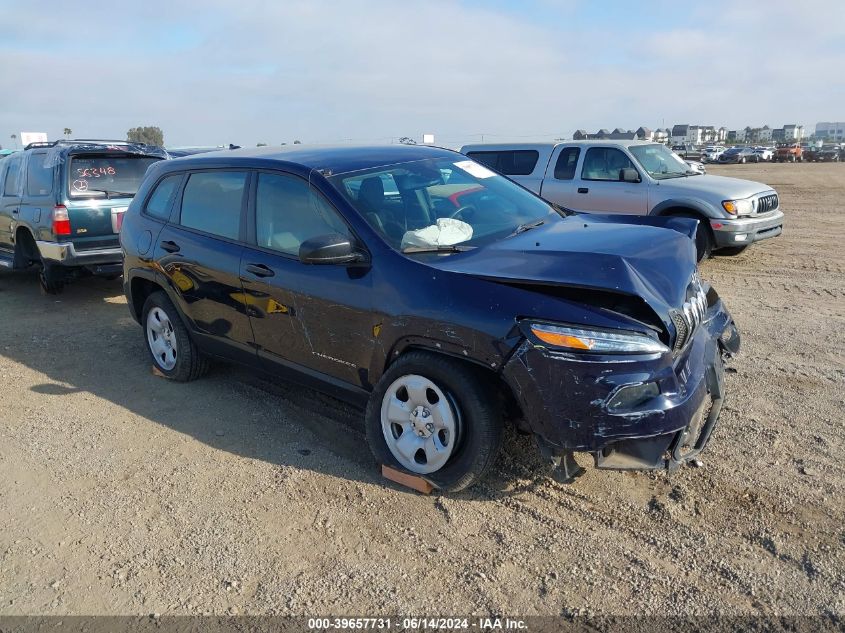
(1, 0), (843, 148)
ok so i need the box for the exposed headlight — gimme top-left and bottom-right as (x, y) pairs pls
(721, 198), (753, 215)
(528, 323), (669, 354)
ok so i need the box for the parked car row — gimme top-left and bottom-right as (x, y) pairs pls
(0, 139), (748, 491)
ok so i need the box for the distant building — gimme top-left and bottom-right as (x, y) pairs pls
(572, 129), (588, 140)
(815, 122), (845, 141)
(635, 126), (653, 141)
(718, 127), (728, 142)
(781, 124), (804, 141)
(758, 125), (772, 142)
(772, 128), (785, 142)
(653, 128), (670, 143)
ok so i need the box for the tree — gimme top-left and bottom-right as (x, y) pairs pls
(398, 137), (417, 145)
(63, 128), (72, 139)
(256, 142), (268, 147)
(127, 126), (164, 146)
(293, 140), (301, 144)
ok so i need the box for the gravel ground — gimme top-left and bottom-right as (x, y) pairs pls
(0, 162), (842, 617)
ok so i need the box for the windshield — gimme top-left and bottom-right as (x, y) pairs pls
(329, 157), (557, 252)
(67, 154), (161, 198)
(629, 144), (694, 180)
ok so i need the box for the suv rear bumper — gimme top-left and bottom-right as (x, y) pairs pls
(37, 240), (123, 268)
(710, 210), (784, 247)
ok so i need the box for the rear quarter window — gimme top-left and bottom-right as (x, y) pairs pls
(26, 152), (54, 196)
(465, 150), (539, 176)
(144, 174), (183, 221)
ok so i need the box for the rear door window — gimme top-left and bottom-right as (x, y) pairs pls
(465, 150), (539, 176)
(255, 172), (349, 256)
(2, 154), (22, 197)
(144, 174), (183, 221)
(26, 152), (53, 196)
(179, 171), (247, 240)
(553, 147), (580, 180)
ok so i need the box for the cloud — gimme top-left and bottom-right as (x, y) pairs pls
(0, 0), (842, 148)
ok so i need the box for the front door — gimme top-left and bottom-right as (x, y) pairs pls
(241, 171), (375, 388)
(154, 169), (255, 362)
(571, 146), (648, 215)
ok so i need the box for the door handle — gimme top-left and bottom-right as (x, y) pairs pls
(11, 208), (19, 215)
(577, 187), (589, 194)
(160, 240), (180, 253)
(245, 263), (275, 278)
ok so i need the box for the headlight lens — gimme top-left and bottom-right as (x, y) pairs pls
(722, 198), (753, 215)
(528, 323), (669, 354)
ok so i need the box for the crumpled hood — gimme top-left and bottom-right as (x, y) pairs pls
(429, 214), (698, 318)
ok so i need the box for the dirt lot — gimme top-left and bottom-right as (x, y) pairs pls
(0, 162), (843, 618)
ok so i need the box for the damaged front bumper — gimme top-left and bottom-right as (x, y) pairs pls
(502, 298), (740, 472)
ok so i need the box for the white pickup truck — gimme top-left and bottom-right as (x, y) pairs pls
(460, 140), (784, 260)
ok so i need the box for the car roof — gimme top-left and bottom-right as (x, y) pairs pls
(166, 144), (459, 175)
(462, 139), (663, 151)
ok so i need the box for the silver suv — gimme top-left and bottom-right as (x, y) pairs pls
(460, 141), (784, 260)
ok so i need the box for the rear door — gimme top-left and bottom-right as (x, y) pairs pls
(18, 150), (55, 243)
(570, 146), (648, 215)
(0, 153), (23, 254)
(154, 169), (255, 362)
(241, 170), (375, 388)
(538, 145), (581, 207)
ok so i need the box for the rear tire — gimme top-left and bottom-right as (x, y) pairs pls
(142, 290), (208, 382)
(38, 263), (64, 295)
(365, 351), (503, 492)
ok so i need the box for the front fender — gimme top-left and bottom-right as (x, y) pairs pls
(650, 198), (721, 219)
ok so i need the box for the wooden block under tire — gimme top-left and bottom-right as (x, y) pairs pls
(382, 465), (434, 494)
(151, 365), (166, 378)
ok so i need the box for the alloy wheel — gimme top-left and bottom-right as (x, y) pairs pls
(147, 307), (178, 370)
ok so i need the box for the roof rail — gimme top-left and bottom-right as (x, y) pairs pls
(23, 141), (60, 150)
(68, 139), (146, 145)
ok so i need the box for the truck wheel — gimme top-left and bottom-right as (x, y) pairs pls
(716, 245), (748, 256)
(142, 290), (208, 382)
(38, 263), (65, 295)
(674, 213), (714, 262)
(365, 351), (503, 492)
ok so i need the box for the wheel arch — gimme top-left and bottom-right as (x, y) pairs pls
(383, 341), (525, 429)
(13, 225), (39, 268)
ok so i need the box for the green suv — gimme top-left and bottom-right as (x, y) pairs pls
(0, 140), (166, 293)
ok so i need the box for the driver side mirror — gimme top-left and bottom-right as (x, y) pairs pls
(299, 233), (368, 266)
(620, 167), (641, 183)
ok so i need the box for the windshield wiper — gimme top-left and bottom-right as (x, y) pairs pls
(401, 244), (473, 254)
(85, 188), (135, 199)
(510, 218), (545, 236)
(551, 202), (574, 217)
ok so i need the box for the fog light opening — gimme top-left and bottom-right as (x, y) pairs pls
(607, 382), (660, 412)
(734, 234), (748, 242)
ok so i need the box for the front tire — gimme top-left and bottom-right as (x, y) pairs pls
(715, 245), (748, 256)
(142, 291), (208, 381)
(365, 351), (503, 492)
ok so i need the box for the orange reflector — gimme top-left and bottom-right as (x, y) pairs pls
(531, 327), (593, 350)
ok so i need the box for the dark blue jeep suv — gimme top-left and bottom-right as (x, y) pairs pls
(120, 144), (740, 491)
